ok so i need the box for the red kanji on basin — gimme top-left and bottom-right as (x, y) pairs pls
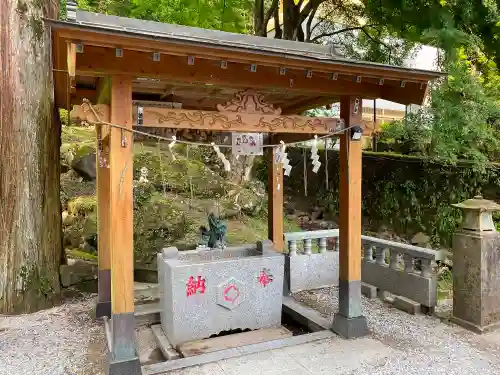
(258, 268), (274, 287)
(186, 275), (206, 297)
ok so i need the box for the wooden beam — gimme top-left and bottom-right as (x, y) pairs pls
(95, 79), (112, 319)
(56, 28), (442, 83)
(380, 81), (427, 106)
(108, 76), (140, 370)
(75, 46), (382, 98)
(52, 33), (68, 108)
(70, 89), (97, 106)
(96, 77), (111, 105)
(281, 96), (335, 115)
(332, 95), (368, 338)
(70, 103), (340, 134)
(66, 42), (77, 111)
(268, 141), (284, 252)
(67, 42), (76, 79)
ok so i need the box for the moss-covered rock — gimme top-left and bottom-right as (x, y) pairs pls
(133, 186), (197, 263)
(68, 196), (97, 216)
(61, 125), (96, 171)
(60, 170), (96, 208)
(60, 125), (300, 267)
(133, 144), (229, 199)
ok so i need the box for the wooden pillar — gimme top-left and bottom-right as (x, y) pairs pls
(372, 99), (377, 152)
(95, 78), (112, 319)
(108, 76), (141, 374)
(332, 96), (369, 339)
(267, 139), (284, 251)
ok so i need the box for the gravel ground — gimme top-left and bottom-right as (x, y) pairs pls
(3, 289), (500, 375)
(294, 287), (500, 375)
(0, 294), (106, 375)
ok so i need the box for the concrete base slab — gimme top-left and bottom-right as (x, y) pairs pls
(141, 330), (335, 375)
(107, 355), (142, 375)
(96, 301), (111, 319)
(451, 315), (500, 334)
(393, 296), (421, 315)
(151, 325), (181, 360)
(331, 314), (369, 339)
(177, 327), (292, 357)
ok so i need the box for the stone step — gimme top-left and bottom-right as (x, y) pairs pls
(135, 302), (161, 326)
(134, 282), (159, 305)
(177, 327), (293, 358)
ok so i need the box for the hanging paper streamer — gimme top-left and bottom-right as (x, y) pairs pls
(168, 135), (177, 160)
(211, 142), (231, 172)
(310, 135), (321, 173)
(279, 141), (292, 176)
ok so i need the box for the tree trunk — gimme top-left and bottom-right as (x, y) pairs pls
(254, 0), (265, 36)
(0, 0), (62, 313)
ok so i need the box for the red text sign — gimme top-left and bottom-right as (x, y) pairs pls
(258, 269), (274, 287)
(186, 276), (206, 297)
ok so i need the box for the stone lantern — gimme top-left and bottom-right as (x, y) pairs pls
(452, 195), (500, 232)
(451, 195), (500, 333)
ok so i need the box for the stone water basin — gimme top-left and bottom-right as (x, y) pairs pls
(157, 241), (284, 347)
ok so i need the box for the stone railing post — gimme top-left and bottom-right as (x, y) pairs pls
(451, 195), (500, 333)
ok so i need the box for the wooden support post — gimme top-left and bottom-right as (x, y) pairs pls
(372, 99), (377, 152)
(267, 140), (284, 252)
(303, 148), (308, 197)
(108, 76), (141, 374)
(95, 78), (112, 319)
(332, 96), (369, 339)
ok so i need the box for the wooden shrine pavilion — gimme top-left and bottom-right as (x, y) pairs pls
(48, 4), (443, 374)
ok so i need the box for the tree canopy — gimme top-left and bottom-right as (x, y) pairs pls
(75, 0), (253, 33)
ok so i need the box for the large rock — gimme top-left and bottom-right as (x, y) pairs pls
(60, 260), (97, 287)
(411, 232), (431, 247)
(71, 153), (96, 181)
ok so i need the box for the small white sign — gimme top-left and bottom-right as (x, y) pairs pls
(232, 133), (263, 155)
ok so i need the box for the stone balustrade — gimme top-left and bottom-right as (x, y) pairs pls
(283, 229), (340, 294)
(284, 229), (340, 256)
(361, 235), (444, 313)
(283, 230), (444, 314)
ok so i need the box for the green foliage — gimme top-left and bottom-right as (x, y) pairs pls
(268, 148), (500, 247)
(364, 0), (500, 66)
(133, 187), (196, 263)
(379, 55), (500, 165)
(76, 0), (253, 33)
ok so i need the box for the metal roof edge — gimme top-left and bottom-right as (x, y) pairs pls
(45, 17), (446, 80)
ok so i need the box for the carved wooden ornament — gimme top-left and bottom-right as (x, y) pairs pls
(216, 89), (282, 115)
(70, 102), (109, 125)
(71, 89), (341, 134)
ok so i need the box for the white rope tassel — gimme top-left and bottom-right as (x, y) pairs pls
(168, 135), (177, 160)
(280, 141), (292, 176)
(212, 142), (231, 172)
(311, 135), (321, 173)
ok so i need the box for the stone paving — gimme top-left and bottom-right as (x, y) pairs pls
(3, 289), (500, 375)
(167, 287), (500, 375)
